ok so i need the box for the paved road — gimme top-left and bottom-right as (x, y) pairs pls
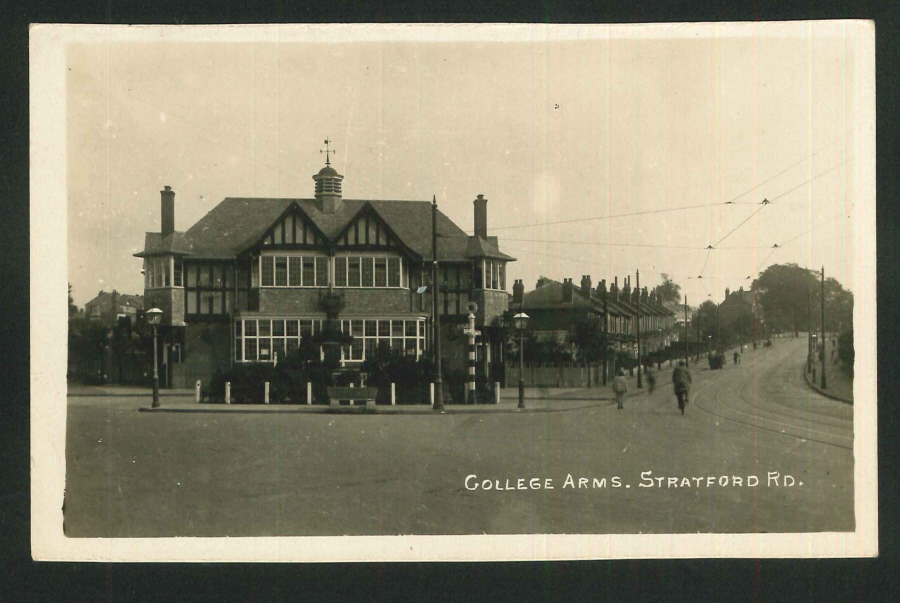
(64, 338), (853, 537)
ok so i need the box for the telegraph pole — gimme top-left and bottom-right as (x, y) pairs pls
(717, 299), (721, 352)
(431, 196), (444, 410)
(696, 309), (701, 361)
(808, 287), (813, 371)
(636, 270), (643, 388)
(602, 280), (608, 385)
(684, 295), (689, 368)
(791, 304), (795, 339)
(820, 266), (827, 389)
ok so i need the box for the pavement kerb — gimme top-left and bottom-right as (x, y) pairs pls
(68, 392), (194, 398)
(137, 402), (611, 415)
(802, 364), (853, 405)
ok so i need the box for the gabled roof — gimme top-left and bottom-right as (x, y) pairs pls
(137, 197), (517, 263)
(85, 291), (144, 309)
(721, 290), (756, 307)
(520, 280), (596, 311)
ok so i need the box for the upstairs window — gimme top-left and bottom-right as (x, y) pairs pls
(334, 255), (404, 288)
(480, 260), (506, 291)
(258, 254), (329, 287)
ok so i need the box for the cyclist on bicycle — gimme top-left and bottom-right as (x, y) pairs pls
(672, 361), (692, 414)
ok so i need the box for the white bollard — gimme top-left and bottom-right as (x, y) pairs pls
(264, 382), (270, 404)
(430, 382), (435, 406)
(225, 382), (231, 405)
(494, 382), (500, 405)
(307, 382), (312, 405)
(391, 382), (396, 405)
(195, 380), (201, 403)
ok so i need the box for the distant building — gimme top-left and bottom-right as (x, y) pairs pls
(135, 157), (515, 389)
(83, 290), (143, 326)
(719, 285), (765, 343)
(511, 274), (676, 362)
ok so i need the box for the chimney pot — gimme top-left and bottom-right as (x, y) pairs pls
(562, 278), (574, 303)
(161, 186), (175, 237)
(473, 195), (488, 239)
(512, 279), (525, 305)
(581, 274), (592, 297)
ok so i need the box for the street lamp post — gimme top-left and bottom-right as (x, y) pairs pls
(514, 312), (529, 409)
(146, 307), (163, 408)
(820, 266), (827, 389)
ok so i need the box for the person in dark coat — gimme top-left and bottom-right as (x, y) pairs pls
(645, 364), (657, 393)
(672, 361), (693, 412)
(733, 350), (740, 365)
(612, 368), (629, 410)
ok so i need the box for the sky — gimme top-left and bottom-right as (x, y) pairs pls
(65, 24), (867, 308)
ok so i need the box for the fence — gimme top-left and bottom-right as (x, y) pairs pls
(504, 362), (605, 388)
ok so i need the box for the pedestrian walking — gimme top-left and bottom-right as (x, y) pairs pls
(646, 365), (657, 393)
(612, 368), (629, 410)
(672, 361), (693, 414)
(733, 350), (740, 365)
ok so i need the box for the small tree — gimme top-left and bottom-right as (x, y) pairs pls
(68, 283), (78, 317)
(570, 310), (604, 363)
(838, 330), (854, 378)
(657, 273), (682, 305)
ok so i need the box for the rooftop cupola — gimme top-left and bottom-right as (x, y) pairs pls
(312, 138), (344, 214)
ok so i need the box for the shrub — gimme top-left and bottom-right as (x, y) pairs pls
(208, 363), (275, 404)
(838, 330), (854, 378)
(361, 342), (433, 404)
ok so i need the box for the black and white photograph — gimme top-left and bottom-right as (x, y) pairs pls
(31, 22), (876, 562)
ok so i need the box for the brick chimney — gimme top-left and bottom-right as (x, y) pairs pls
(597, 279), (607, 298)
(512, 279), (524, 305)
(641, 287), (649, 304)
(161, 186), (175, 237)
(622, 276), (631, 301)
(562, 278), (574, 303)
(610, 277), (619, 303)
(473, 194), (488, 239)
(725, 287), (730, 299)
(580, 275), (592, 298)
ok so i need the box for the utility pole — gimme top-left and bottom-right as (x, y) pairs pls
(636, 270), (643, 388)
(431, 196), (444, 411)
(717, 299), (721, 353)
(696, 309), (701, 361)
(820, 266), (827, 389)
(807, 287), (812, 374)
(684, 295), (689, 368)
(602, 280), (608, 385)
(791, 304), (795, 339)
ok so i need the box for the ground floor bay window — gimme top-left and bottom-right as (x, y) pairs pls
(234, 316), (427, 365)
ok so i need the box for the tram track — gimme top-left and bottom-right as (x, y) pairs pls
(690, 344), (853, 451)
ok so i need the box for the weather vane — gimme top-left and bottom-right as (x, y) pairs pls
(320, 138), (336, 165)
